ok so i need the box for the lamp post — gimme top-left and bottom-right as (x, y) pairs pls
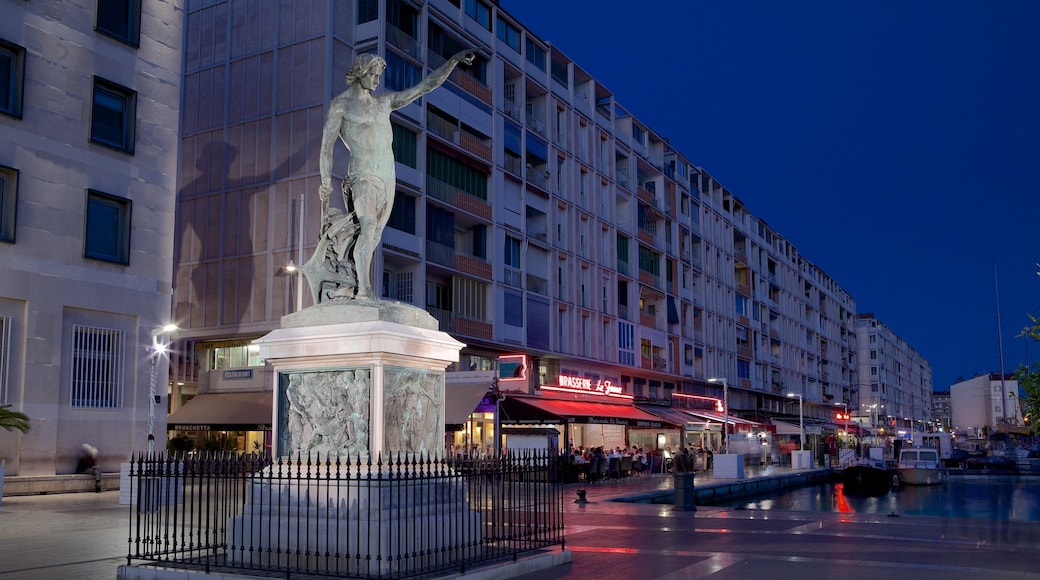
(148, 324), (178, 454)
(787, 392), (804, 450)
(707, 377), (729, 454)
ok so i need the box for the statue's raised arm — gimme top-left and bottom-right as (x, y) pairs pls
(389, 50), (476, 110)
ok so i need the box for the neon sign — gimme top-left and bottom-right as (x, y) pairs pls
(540, 374), (632, 399)
(498, 355), (527, 381)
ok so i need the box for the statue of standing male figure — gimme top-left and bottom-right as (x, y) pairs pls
(301, 49), (476, 304)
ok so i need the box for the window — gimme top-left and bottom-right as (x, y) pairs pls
(70, 324), (125, 409)
(550, 55), (568, 87)
(0, 38), (25, 119)
(357, 0), (378, 23)
(0, 316), (9, 403)
(426, 148), (488, 200)
(735, 294), (748, 317)
(91, 77), (136, 153)
(387, 192), (416, 234)
(638, 245), (660, 276)
(210, 344), (263, 370)
(525, 38), (546, 71)
(85, 190), (131, 264)
(464, 0), (491, 31)
(0, 165), (17, 243)
(391, 122), (417, 168)
(383, 51), (420, 92)
(96, 0), (141, 47)
(504, 291), (523, 327)
(737, 359), (750, 380)
(504, 235), (521, 268)
(496, 17), (521, 52)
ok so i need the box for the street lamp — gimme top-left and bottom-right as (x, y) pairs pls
(707, 377), (729, 454)
(787, 392), (804, 450)
(148, 324), (178, 454)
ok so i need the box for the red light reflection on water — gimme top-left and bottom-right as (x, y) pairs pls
(834, 483), (855, 513)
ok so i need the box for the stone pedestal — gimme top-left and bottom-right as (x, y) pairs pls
(229, 302), (471, 575)
(226, 465), (482, 575)
(257, 303), (464, 459)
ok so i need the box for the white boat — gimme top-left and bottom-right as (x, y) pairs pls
(896, 446), (947, 485)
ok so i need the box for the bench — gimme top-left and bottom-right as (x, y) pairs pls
(2, 471), (119, 496)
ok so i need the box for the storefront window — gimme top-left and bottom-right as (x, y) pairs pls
(210, 344), (264, 370)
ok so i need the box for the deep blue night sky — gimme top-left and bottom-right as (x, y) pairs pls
(501, 1), (1040, 392)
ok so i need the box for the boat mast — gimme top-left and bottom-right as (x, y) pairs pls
(994, 263), (1008, 424)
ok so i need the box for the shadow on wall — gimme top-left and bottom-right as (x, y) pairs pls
(175, 138), (317, 328)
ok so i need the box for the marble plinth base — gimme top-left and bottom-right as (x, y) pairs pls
(226, 472), (482, 576)
(281, 298), (438, 331)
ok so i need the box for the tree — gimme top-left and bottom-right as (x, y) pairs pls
(1013, 314), (1040, 435)
(0, 405), (30, 434)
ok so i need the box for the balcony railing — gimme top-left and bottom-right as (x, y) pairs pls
(426, 177), (492, 220)
(502, 266), (522, 288)
(386, 24), (420, 59)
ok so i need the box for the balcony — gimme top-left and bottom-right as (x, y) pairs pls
(456, 253), (492, 280)
(428, 308), (493, 340)
(459, 132), (492, 162)
(386, 24), (420, 59)
(429, 52), (491, 105)
(502, 265), (522, 288)
(526, 273), (548, 295)
(426, 177), (492, 220)
(426, 240), (455, 268)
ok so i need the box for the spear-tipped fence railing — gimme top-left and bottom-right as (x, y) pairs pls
(125, 450), (566, 578)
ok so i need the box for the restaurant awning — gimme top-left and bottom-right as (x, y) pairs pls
(500, 396), (676, 428)
(444, 372), (495, 425)
(167, 391), (273, 431)
(681, 409), (775, 433)
(772, 419), (802, 435)
(636, 405), (704, 430)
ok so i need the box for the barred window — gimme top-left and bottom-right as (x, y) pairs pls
(70, 324), (125, 409)
(0, 316), (9, 403)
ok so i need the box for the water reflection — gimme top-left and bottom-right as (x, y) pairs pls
(706, 478), (1040, 522)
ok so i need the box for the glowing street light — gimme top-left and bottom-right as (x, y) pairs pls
(148, 323), (178, 454)
(707, 377), (729, 454)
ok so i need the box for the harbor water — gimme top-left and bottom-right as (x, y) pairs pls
(700, 476), (1040, 522)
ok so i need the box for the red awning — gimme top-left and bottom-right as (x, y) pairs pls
(500, 396), (678, 428)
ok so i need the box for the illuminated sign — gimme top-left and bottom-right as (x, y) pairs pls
(498, 355), (527, 381)
(541, 374), (632, 399)
(222, 369), (253, 380)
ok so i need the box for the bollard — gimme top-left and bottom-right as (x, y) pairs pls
(574, 489), (588, 504)
(673, 472), (697, 511)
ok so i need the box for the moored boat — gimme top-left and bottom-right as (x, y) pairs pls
(896, 446), (946, 485)
(841, 459), (892, 495)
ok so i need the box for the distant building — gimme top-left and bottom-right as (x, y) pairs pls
(950, 373), (1022, 436)
(932, 390), (951, 431)
(854, 314), (933, 433)
(0, 1), (183, 475)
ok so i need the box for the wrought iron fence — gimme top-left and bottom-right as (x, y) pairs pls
(125, 450), (566, 578)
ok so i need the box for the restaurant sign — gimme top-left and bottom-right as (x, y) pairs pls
(556, 374), (623, 397)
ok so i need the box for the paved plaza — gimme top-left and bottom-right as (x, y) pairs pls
(1, 469), (1038, 579)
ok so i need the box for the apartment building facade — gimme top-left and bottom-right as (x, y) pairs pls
(950, 373), (1023, 436)
(169, 0), (862, 453)
(855, 313), (934, 434)
(0, 0), (183, 475)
